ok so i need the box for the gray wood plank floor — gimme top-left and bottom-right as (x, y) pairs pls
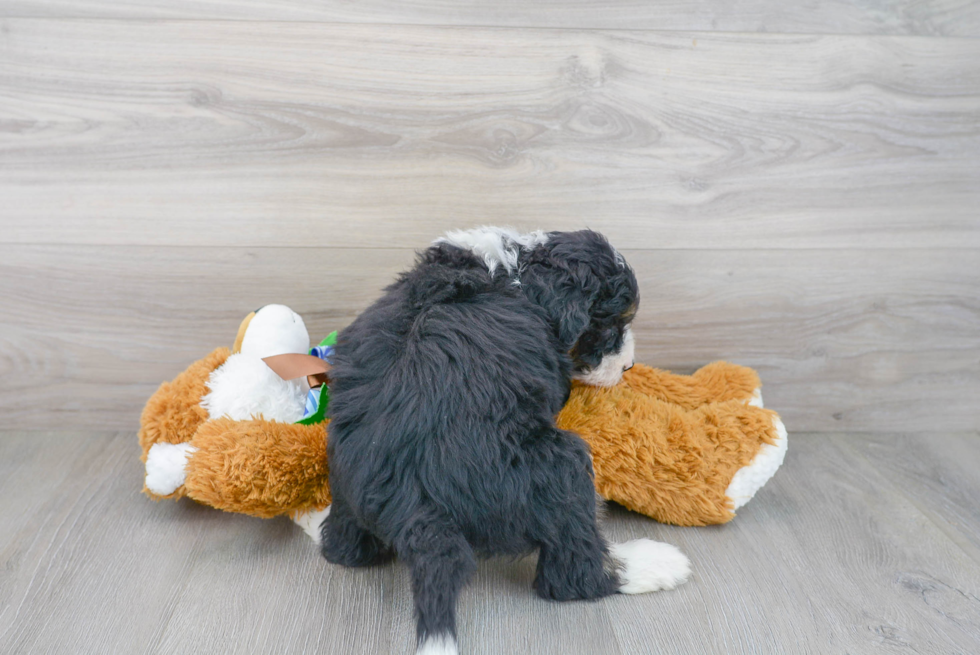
(2, 431), (979, 654)
(2, 3), (978, 655)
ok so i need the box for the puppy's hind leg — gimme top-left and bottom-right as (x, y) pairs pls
(320, 493), (394, 568)
(529, 428), (621, 601)
(395, 510), (476, 655)
(529, 428), (690, 600)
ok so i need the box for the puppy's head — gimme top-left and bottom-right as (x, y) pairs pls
(520, 230), (638, 387)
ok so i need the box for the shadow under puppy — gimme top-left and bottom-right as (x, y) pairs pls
(322, 228), (690, 655)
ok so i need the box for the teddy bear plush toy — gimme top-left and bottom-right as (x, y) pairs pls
(140, 305), (787, 543)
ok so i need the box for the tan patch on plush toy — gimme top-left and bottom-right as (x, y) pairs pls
(231, 311), (256, 355)
(139, 309), (787, 532)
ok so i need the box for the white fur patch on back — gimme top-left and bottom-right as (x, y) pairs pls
(614, 249), (626, 269)
(291, 505), (332, 544)
(610, 538), (691, 593)
(416, 634), (458, 655)
(726, 414), (788, 510)
(574, 326), (635, 387)
(145, 442), (198, 496)
(435, 226), (549, 275)
(201, 353), (309, 423)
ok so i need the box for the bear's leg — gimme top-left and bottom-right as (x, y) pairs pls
(291, 505), (332, 544)
(144, 442), (197, 496)
(622, 361), (762, 410)
(725, 413), (788, 509)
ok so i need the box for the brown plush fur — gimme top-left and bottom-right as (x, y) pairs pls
(139, 346), (780, 526)
(557, 373), (778, 526)
(139, 347), (229, 456)
(184, 418), (331, 518)
(138, 348), (230, 500)
(618, 361), (761, 410)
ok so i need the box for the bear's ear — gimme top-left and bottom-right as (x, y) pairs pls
(519, 245), (599, 351)
(232, 310), (257, 354)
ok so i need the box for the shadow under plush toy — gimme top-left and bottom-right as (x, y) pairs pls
(140, 304), (787, 541)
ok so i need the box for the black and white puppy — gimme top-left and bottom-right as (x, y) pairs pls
(321, 227), (690, 655)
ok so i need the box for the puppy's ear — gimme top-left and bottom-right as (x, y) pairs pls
(520, 248), (599, 351)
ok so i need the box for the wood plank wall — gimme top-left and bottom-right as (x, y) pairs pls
(1, 6), (978, 433)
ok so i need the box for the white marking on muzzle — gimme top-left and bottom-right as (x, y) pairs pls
(573, 326), (635, 387)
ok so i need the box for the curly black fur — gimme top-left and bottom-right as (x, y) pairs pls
(518, 231), (638, 371)
(321, 230), (638, 650)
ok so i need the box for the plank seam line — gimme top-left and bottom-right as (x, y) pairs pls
(1, 16), (979, 41)
(4, 243), (980, 253)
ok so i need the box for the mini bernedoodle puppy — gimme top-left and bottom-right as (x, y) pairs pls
(321, 227), (691, 655)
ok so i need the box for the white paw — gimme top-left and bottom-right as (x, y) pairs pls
(610, 539), (691, 593)
(291, 505), (332, 545)
(145, 442), (198, 496)
(416, 633), (458, 655)
(747, 387), (764, 408)
(726, 414), (788, 510)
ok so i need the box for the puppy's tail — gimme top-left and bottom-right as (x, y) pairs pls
(396, 512), (476, 655)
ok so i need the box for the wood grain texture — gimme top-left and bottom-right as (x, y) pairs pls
(845, 432), (980, 566)
(2, 431), (979, 654)
(1, 245), (976, 433)
(2, 19), (979, 249)
(2, 1), (979, 36)
(2, 2), (977, 651)
(0, 245), (415, 432)
(607, 432), (980, 654)
(0, 432), (217, 654)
